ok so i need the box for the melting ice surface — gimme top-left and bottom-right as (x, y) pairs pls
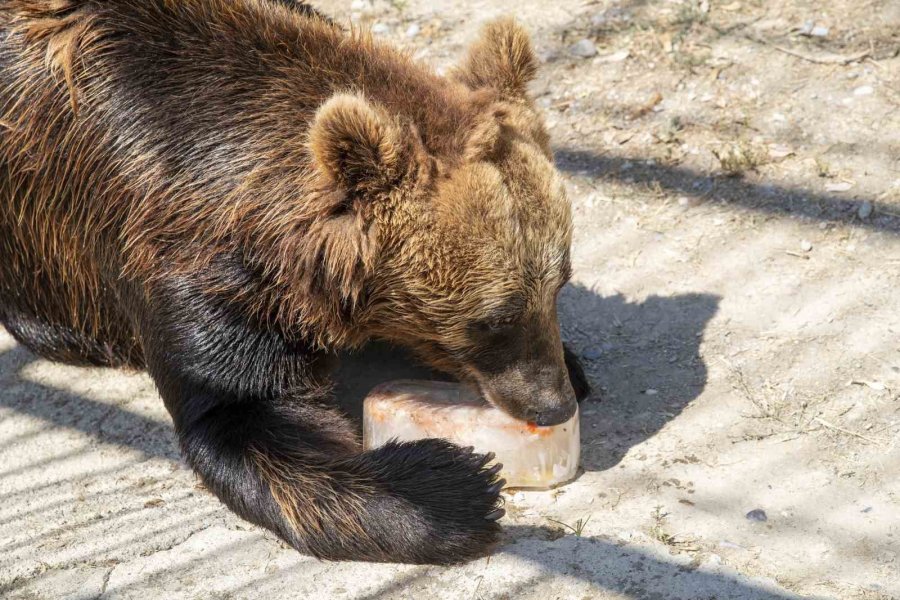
(363, 380), (580, 489)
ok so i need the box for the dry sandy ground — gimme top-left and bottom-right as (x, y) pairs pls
(2, 0), (899, 598)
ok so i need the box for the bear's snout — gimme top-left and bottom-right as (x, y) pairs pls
(478, 359), (577, 426)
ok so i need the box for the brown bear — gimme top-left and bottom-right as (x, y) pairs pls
(0, 0), (589, 563)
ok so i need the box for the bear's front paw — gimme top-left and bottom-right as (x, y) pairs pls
(364, 438), (505, 564)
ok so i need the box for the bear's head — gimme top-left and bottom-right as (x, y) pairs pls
(307, 19), (578, 425)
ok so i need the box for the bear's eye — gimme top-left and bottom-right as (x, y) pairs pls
(489, 315), (516, 330)
(471, 296), (526, 335)
(476, 315), (517, 333)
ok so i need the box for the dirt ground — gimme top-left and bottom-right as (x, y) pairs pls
(2, 0), (899, 598)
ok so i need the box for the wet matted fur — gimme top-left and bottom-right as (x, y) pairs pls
(0, 0), (588, 563)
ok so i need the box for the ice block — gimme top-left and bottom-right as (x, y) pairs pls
(362, 380), (580, 489)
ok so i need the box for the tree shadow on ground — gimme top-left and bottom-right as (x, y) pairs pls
(218, 524), (807, 600)
(349, 525), (809, 600)
(496, 525), (807, 600)
(0, 344), (177, 466)
(555, 147), (900, 236)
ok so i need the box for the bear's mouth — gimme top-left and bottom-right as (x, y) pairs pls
(463, 368), (577, 427)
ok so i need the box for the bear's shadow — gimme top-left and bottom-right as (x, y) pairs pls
(335, 283), (720, 472)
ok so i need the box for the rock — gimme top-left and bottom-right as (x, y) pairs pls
(644, 388), (659, 395)
(858, 201), (873, 219)
(745, 509), (768, 522)
(702, 554), (724, 568)
(825, 181), (854, 192)
(404, 23), (420, 38)
(854, 85), (874, 96)
(800, 239), (813, 252)
(539, 49), (562, 64)
(800, 22), (830, 37)
(370, 22), (390, 35)
(597, 49), (630, 63)
(569, 39), (598, 59)
(768, 144), (794, 159)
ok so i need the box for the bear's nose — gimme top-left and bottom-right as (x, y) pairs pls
(532, 402), (577, 426)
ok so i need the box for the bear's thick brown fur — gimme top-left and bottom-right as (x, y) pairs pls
(0, 0), (588, 563)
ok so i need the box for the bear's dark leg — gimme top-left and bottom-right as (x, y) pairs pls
(155, 381), (504, 563)
(137, 272), (504, 564)
(563, 344), (591, 401)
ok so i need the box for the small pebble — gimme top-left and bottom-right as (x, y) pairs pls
(405, 23), (420, 38)
(569, 38), (598, 59)
(799, 21), (828, 37)
(539, 49), (562, 63)
(854, 85), (874, 97)
(370, 22), (390, 35)
(862, 506), (873, 513)
(825, 181), (854, 192)
(746, 509), (768, 522)
(703, 554), (724, 568)
(858, 201), (873, 219)
(677, 196), (702, 208)
(644, 388), (659, 395)
(597, 49), (630, 63)
(582, 346), (604, 360)
(800, 240), (813, 252)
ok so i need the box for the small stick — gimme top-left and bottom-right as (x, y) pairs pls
(869, 421), (900, 436)
(470, 575), (485, 600)
(746, 35), (871, 65)
(813, 417), (883, 444)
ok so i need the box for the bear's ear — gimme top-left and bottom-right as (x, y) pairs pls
(309, 93), (407, 195)
(452, 18), (538, 101)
